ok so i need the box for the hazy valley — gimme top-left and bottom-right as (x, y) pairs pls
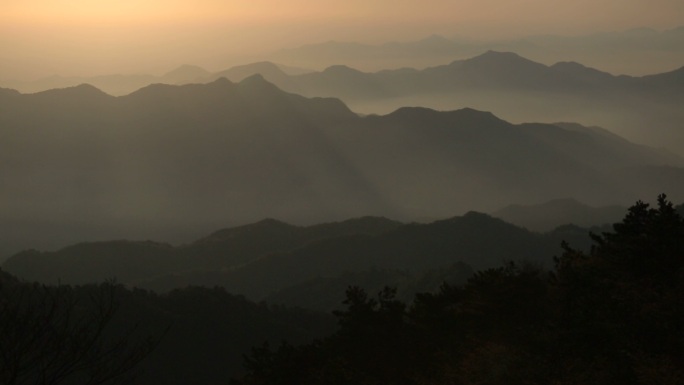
(1, 73), (683, 261)
(2, 19), (684, 385)
(7, 48), (683, 155)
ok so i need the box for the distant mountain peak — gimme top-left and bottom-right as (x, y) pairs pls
(550, 61), (615, 78)
(322, 65), (364, 75)
(201, 77), (238, 92)
(477, 50), (525, 60)
(237, 218), (296, 233)
(127, 82), (177, 97)
(461, 51), (543, 69)
(197, 218), (297, 244)
(237, 74), (283, 92)
(239, 61), (281, 71)
(162, 64), (211, 83)
(0, 87), (20, 97)
(239, 73), (267, 84)
(253, 218), (293, 227)
(451, 107), (499, 119)
(385, 106), (504, 124)
(436, 211), (516, 230)
(36, 83), (112, 99)
(551, 61), (588, 70)
(164, 64), (210, 76)
(209, 76), (234, 86)
(462, 211), (496, 220)
(386, 106), (438, 118)
(212, 61), (291, 83)
(225, 61), (288, 76)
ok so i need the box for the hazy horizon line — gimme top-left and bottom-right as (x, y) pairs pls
(2, 24), (684, 82)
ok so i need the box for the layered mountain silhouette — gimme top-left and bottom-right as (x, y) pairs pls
(2, 212), (596, 302)
(216, 52), (684, 153)
(4, 51), (683, 152)
(1, 62), (307, 97)
(268, 27), (684, 75)
(1, 76), (683, 259)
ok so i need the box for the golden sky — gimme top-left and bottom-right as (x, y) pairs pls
(4, 0), (682, 25)
(1, 0), (683, 79)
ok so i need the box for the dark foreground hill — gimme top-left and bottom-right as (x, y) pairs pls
(3, 197), (683, 385)
(1, 76), (682, 259)
(3, 212), (596, 307)
(0, 272), (334, 385)
(232, 195), (684, 385)
(2, 217), (401, 287)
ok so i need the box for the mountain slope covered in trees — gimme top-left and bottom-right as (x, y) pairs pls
(232, 195), (684, 385)
(0, 273), (334, 385)
(4, 195), (682, 384)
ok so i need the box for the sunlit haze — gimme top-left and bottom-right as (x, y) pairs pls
(2, 0), (683, 79)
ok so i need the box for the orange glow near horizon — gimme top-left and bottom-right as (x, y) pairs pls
(1, 0), (683, 79)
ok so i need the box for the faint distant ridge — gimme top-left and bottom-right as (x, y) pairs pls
(6, 73), (159, 96)
(198, 216), (399, 245)
(0, 87), (20, 97)
(191, 216), (402, 268)
(269, 27), (684, 74)
(35, 83), (112, 99)
(459, 50), (541, 68)
(1, 61), (307, 96)
(210, 50), (684, 153)
(493, 198), (626, 232)
(381, 106), (506, 128)
(237, 73), (280, 90)
(637, 65), (684, 92)
(214, 62), (288, 81)
(161, 64), (212, 84)
(4, 25), (684, 94)
(4, 50), (683, 100)
(293, 64), (392, 99)
(549, 61), (618, 83)
(223, 50), (684, 101)
(3, 83), (114, 119)
(419, 50), (602, 92)
(197, 218), (298, 244)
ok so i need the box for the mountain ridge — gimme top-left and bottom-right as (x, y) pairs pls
(1, 212), (596, 300)
(1, 76), (683, 259)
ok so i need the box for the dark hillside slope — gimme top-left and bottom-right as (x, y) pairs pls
(130, 213), (594, 299)
(0, 271), (334, 385)
(1, 78), (682, 256)
(3, 212), (596, 302)
(3, 217), (401, 285)
(206, 52), (684, 153)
